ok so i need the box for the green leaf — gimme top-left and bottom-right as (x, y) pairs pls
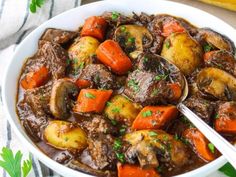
(22, 154), (32, 177)
(84, 92), (96, 99)
(30, 3), (37, 13)
(113, 139), (122, 151)
(35, 0), (45, 7)
(142, 110), (152, 117)
(115, 152), (125, 163)
(0, 147), (23, 177)
(165, 40), (170, 49)
(203, 43), (212, 52)
(219, 162), (236, 177)
(148, 131), (158, 137)
(208, 143), (215, 153)
(111, 11), (120, 20)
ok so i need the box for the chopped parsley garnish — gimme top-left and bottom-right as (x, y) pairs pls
(64, 137), (69, 142)
(165, 40), (170, 49)
(115, 152), (125, 163)
(79, 62), (85, 69)
(128, 79), (139, 92)
(163, 135), (169, 141)
(85, 92), (96, 99)
(174, 134), (179, 140)
(154, 74), (168, 81)
(73, 58), (78, 64)
(181, 137), (189, 145)
(127, 37), (135, 43)
(94, 74), (100, 83)
(143, 57), (149, 62)
(120, 26), (126, 32)
(151, 89), (159, 96)
(208, 143), (215, 153)
(149, 131), (158, 137)
(106, 101), (112, 106)
(66, 58), (70, 66)
(111, 119), (117, 125)
(111, 11), (120, 20)
(215, 62), (223, 68)
(113, 139), (122, 151)
(119, 125), (127, 135)
(142, 110), (152, 117)
(215, 114), (219, 119)
(119, 128), (126, 135)
(112, 107), (120, 113)
(203, 43), (212, 52)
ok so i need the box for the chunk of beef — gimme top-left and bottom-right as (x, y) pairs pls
(184, 96), (215, 124)
(38, 41), (68, 79)
(68, 159), (116, 177)
(87, 134), (116, 170)
(40, 28), (77, 46)
(132, 12), (155, 26)
(102, 11), (134, 27)
(78, 115), (118, 136)
(124, 69), (170, 105)
(17, 83), (52, 141)
(76, 115), (118, 170)
(204, 50), (236, 77)
(102, 12), (135, 40)
(78, 64), (116, 89)
(22, 41), (68, 83)
(124, 54), (184, 105)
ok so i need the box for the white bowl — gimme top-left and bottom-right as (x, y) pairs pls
(2, 0), (236, 176)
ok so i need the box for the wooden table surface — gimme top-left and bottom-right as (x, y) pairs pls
(82, 0), (236, 29)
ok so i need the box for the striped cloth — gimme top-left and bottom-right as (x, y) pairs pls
(0, 0), (81, 176)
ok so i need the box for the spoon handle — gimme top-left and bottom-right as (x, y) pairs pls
(177, 103), (236, 169)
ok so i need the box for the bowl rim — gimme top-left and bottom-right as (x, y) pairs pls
(2, 0), (234, 176)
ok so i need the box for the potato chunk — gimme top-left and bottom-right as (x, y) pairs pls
(161, 32), (203, 75)
(68, 36), (100, 72)
(104, 95), (142, 125)
(44, 120), (87, 151)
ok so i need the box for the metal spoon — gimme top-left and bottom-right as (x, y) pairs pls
(177, 71), (236, 169)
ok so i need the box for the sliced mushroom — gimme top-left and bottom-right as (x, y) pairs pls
(114, 25), (153, 59)
(204, 50), (236, 77)
(197, 67), (236, 101)
(196, 28), (235, 54)
(50, 79), (78, 119)
(124, 130), (189, 168)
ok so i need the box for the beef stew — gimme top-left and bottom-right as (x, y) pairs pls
(16, 12), (236, 177)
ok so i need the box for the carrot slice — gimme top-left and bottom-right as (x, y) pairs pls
(183, 128), (216, 162)
(168, 83), (182, 101)
(73, 89), (112, 113)
(75, 79), (91, 89)
(132, 105), (178, 130)
(96, 40), (132, 75)
(215, 102), (236, 134)
(117, 163), (160, 177)
(81, 16), (107, 41)
(162, 21), (185, 37)
(21, 66), (49, 90)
